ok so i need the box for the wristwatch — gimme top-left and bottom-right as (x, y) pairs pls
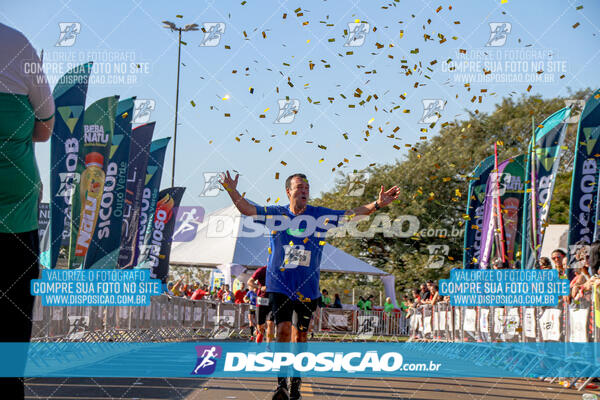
(374, 200), (381, 210)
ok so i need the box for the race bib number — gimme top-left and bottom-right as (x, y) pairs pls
(257, 297), (270, 306)
(283, 245), (311, 268)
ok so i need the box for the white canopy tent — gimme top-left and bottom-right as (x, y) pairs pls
(170, 204), (388, 276)
(170, 204), (396, 305)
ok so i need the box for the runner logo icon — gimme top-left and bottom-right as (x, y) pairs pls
(192, 345), (222, 375)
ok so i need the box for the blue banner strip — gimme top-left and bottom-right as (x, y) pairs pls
(10, 342), (600, 378)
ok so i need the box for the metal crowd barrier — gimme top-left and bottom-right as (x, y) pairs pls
(31, 295), (411, 342)
(315, 308), (409, 338)
(405, 286), (600, 391)
(31, 295), (252, 343)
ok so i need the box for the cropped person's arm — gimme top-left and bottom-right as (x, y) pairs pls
(33, 116), (54, 142)
(220, 170), (257, 216)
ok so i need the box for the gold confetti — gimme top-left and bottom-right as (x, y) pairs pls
(573, 22), (580, 29)
(222, 94), (230, 100)
(190, 100), (196, 107)
(281, 161), (287, 166)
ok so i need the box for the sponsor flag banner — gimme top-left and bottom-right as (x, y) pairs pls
(499, 154), (526, 266)
(67, 96), (119, 268)
(41, 62), (92, 269)
(133, 138), (171, 268)
(117, 123), (155, 269)
(479, 157), (510, 269)
(567, 90), (600, 252)
(463, 155), (494, 268)
(520, 107), (571, 269)
(479, 154), (526, 268)
(138, 187), (185, 281)
(84, 97), (135, 268)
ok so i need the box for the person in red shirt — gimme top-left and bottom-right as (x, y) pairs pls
(217, 285), (224, 301)
(191, 284), (209, 301)
(234, 283), (248, 304)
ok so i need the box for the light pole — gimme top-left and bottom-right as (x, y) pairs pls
(162, 21), (199, 187)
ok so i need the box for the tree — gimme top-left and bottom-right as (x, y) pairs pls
(314, 89), (592, 295)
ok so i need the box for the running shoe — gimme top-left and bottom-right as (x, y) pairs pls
(272, 385), (290, 400)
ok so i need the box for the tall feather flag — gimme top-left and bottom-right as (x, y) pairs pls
(463, 155), (494, 268)
(567, 90), (600, 259)
(520, 107), (571, 269)
(67, 96), (119, 268)
(84, 97), (135, 268)
(478, 154), (526, 268)
(40, 62), (92, 269)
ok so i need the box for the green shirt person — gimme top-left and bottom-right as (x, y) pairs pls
(384, 298), (394, 315)
(364, 295), (373, 311)
(357, 296), (365, 310)
(321, 289), (332, 307)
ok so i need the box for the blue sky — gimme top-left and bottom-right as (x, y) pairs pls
(2, 0), (598, 214)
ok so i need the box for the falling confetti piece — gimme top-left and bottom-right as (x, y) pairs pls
(176, 14), (183, 18)
(573, 22), (580, 29)
(222, 94), (230, 100)
(190, 100), (196, 107)
(122, 112), (128, 118)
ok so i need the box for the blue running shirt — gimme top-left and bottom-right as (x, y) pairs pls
(254, 204), (347, 301)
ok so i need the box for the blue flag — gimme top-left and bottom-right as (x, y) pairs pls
(117, 123), (155, 269)
(521, 107), (571, 268)
(40, 63), (92, 269)
(567, 90), (600, 253)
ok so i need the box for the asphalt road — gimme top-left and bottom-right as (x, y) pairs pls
(25, 377), (597, 399)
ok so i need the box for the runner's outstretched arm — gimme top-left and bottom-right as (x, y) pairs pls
(219, 170), (257, 216)
(347, 185), (400, 216)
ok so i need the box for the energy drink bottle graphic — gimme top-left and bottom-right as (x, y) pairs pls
(75, 152), (105, 257)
